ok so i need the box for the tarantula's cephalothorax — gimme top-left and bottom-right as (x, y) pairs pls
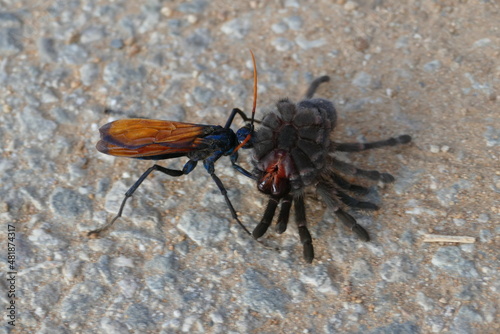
(251, 76), (411, 263)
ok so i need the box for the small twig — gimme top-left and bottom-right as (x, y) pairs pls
(422, 234), (475, 244)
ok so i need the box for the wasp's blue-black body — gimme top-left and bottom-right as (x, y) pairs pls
(89, 107), (255, 237)
(89, 51), (259, 238)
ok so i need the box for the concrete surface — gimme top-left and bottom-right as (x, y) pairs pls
(0, 1), (498, 333)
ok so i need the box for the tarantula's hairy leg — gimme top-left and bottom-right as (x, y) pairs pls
(336, 189), (379, 210)
(334, 135), (411, 152)
(317, 182), (370, 241)
(253, 197), (279, 239)
(276, 194), (293, 234)
(330, 158), (395, 183)
(330, 173), (370, 195)
(304, 75), (331, 99)
(335, 209), (370, 241)
(294, 194), (314, 263)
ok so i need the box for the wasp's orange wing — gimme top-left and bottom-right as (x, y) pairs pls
(96, 119), (217, 158)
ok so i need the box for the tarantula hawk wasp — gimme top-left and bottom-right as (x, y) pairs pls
(88, 52), (258, 238)
(246, 76), (412, 263)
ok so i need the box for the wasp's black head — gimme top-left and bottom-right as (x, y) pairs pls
(236, 123), (254, 149)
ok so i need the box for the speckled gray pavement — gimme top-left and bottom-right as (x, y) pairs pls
(1, 1), (498, 333)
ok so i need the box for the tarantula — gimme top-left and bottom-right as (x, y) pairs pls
(250, 76), (411, 263)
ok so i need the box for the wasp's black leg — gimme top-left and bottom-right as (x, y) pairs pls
(294, 194), (314, 263)
(203, 161), (252, 236)
(334, 135), (411, 152)
(88, 164), (187, 237)
(331, 158), (395, 183)
(231, 162), (256, 179)
(253, 197), (279, 238)
(276, 194), (292, 234)
(229, 108), (262, 124)
(224, 108), (248, 129)
(304, 76), (330, 99)
(230, 152), (257, 180)
(233, 108), (252, 123)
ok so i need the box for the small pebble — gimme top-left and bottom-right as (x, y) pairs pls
(430, 145), (440, 153)
(344, 1), (358, 11)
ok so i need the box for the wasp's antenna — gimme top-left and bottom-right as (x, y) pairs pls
(234, 50), (257, 152)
